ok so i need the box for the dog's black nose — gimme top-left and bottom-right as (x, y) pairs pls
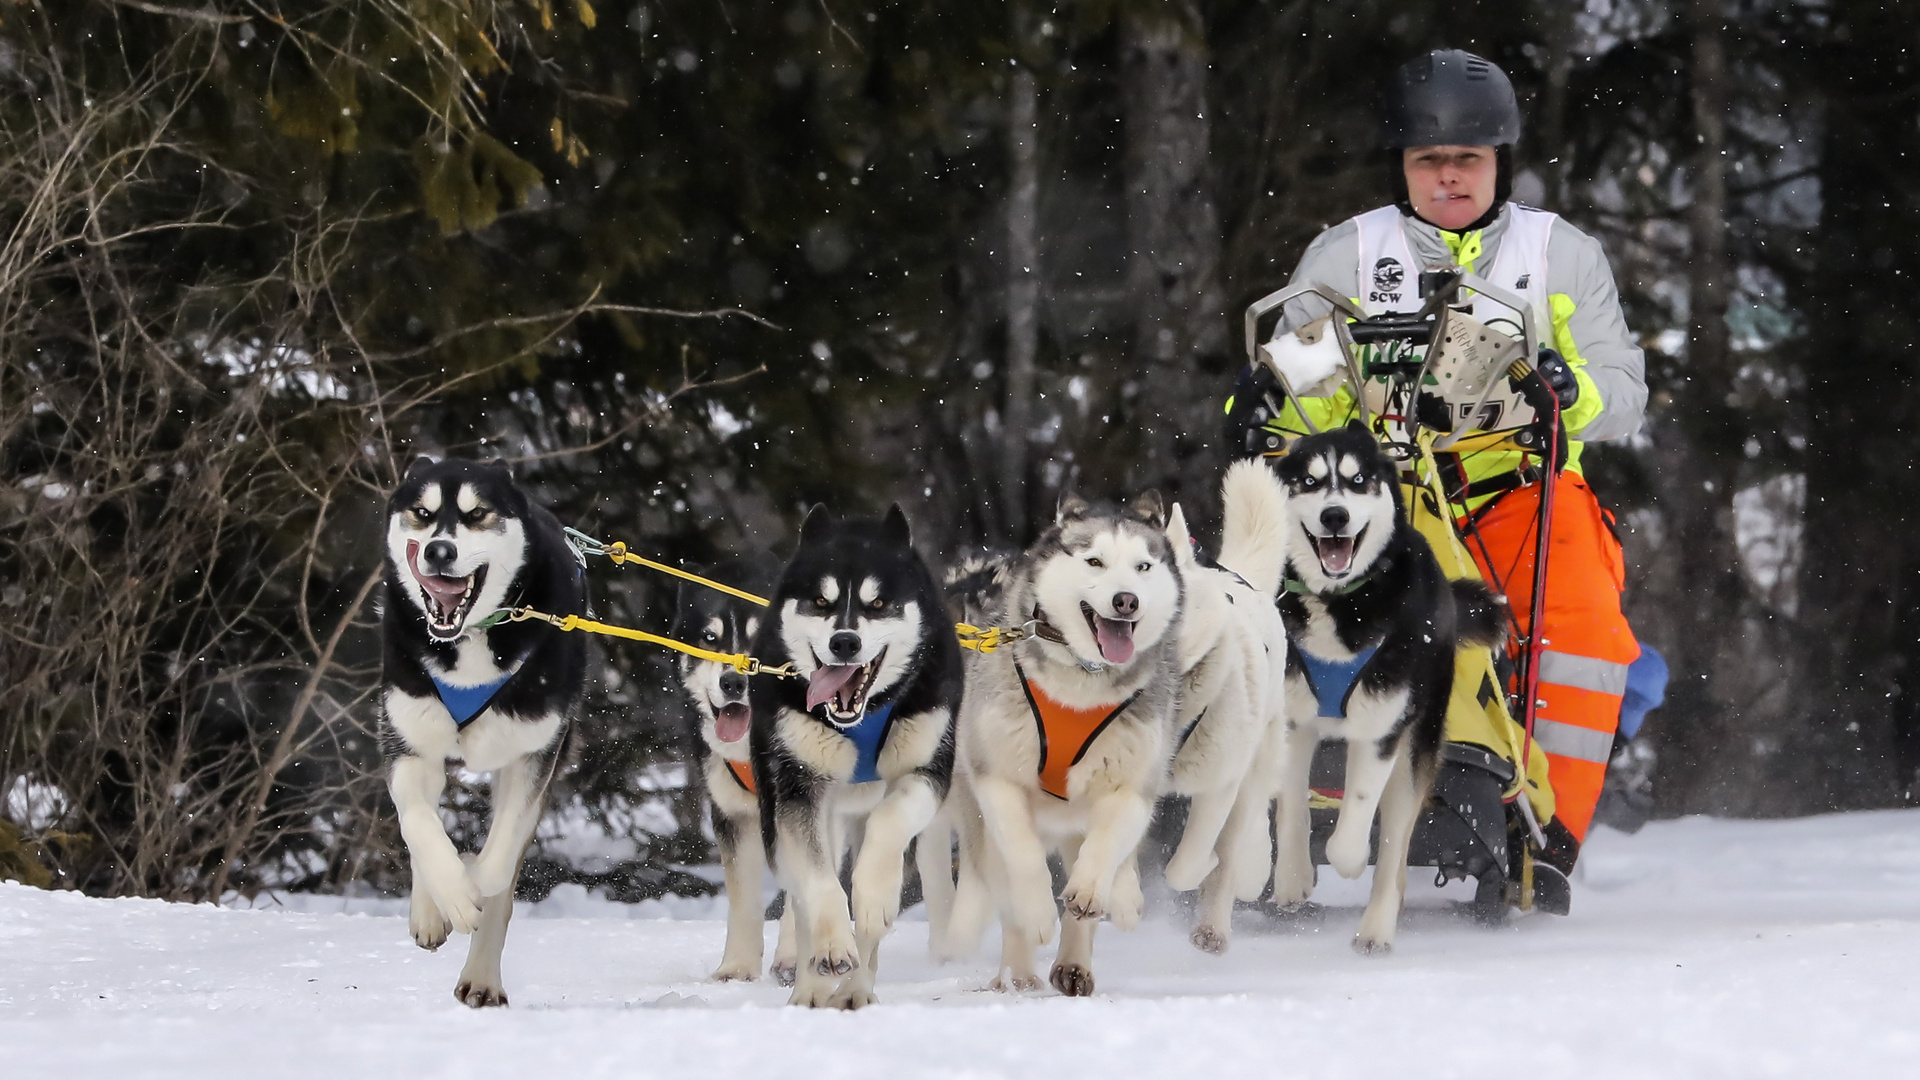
(1319, 506), (1350, 535)
(1111, 592), (1139, 618)
(423, 539), (457, 570)
(718, 671), (747, 700)
(829, 631), (863, 662)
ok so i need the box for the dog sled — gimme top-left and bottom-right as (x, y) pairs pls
(1240, 267), (1575, 920)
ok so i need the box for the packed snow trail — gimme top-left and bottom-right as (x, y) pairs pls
(6, 811), (1920, 1079)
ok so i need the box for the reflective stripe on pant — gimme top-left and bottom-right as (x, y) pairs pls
(1460, 471), (1637, 843)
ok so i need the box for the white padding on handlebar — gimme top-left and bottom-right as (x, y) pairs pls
(1260, 322), (1344, 398)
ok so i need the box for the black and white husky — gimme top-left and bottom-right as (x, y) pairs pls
(379, 457), (585, 1007)
(668, 565), (797, 984)
(748, 506), (964, 1009)
(951, 492), (1183, 996)
(1268, 424), (1500, 954)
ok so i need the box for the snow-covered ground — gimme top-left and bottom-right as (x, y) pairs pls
(7, 810), (1920, 1079)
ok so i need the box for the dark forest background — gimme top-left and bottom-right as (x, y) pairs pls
(3, 0), (1916, 901)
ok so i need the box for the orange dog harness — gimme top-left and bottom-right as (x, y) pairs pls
(1016, 662), (1142, 799)
(724, 758), (755, 794)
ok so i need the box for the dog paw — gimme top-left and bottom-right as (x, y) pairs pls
(419, 859), (483, 935)
(1351, 934), (1394, 957)
(808, 926), (859, 977)
(1059, 881), (1106, 922)
(409, 891), (450, 952)
(1190, 925), (1229, 955)
(711, 960), (759, 983)
(770, 959), (798, 987)
(1049, 962), (1096, 997)
(851, 893), (898, 941)
(453, 979), (509, 1008)
(1162, 848), (1218, 894)
(989, 971), (1044, 993)
(826, 984), (878, 1011)
(1270, 858), (1316, 906)
(1324, 832), (1370, 881)
(787, 982), (841, 1008)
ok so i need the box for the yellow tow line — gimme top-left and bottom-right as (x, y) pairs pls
(527, 528), (1035, 672)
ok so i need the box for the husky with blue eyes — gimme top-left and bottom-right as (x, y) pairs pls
(1268, 423), (1501, 955)
(747, 505), (963, 1009)
(379, 456), (584, 1008)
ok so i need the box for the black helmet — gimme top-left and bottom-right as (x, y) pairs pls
(1380, 49), (1521, 149)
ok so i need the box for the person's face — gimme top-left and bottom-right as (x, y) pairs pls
(1402, 145), (1498, 231)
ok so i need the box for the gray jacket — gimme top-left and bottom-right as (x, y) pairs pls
(1285, 204), (1646, 442)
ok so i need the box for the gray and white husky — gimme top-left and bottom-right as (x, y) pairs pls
(1160, 460), (1292, 954)
(1268, 424), (1501, 954)
(668, 566), (798, 984)
(951, 491), (1183, 996)
(748, 505), (965, 1009)
(379, 457), (585, 1007)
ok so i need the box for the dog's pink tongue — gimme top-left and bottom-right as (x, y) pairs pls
(715, 703), (750, 743)
(405, 541), (469, 609)
(1094, 617), (1136, 665)
(1319, 537), (1356, 575)
(806, 665), (861, 710)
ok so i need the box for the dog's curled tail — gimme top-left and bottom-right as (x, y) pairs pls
(1451, 579), (1508, 649)
(1218, 458), (1290, 596)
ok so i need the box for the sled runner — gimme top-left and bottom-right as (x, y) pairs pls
(1241, 269), (1574, 919)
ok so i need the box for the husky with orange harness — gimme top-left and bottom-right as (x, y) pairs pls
(748, 505), (963, 1009)
(667, 562), (799, 985)
(950, 491), (1183, 997)
(1268, 425), (1503, 955)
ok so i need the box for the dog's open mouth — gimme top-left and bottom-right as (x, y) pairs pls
(406, 540), (487, 641)
(713, 701), (751, 743)
(1307, 526), (1367, 578)
(1081, 602), (1136, 665)
(806, 649), (887, 723)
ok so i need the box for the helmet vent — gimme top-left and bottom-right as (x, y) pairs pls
(1465, 58), (1491, 79)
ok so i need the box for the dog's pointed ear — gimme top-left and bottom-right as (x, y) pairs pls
(799, 503), (835, 542)
(1165, 502), (1194, 564)
(1056, 491), (1090, 522)
(1345, 418), (1369, 435)
(403, 454), (436, 479)
(1130, 489), (1166, 529)
(881, 503), (913, 545)
(483, 458), (515, 481)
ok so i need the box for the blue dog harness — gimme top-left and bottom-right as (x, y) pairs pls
(837, 700), (899, 784)
(1295, 646), (1379, 720)
(429, 667), (520, 729)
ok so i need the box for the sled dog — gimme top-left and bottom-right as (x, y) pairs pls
(954, 491), (1182, 996)
(749, 505), (964, 1009)
(1268, 424), (1501, 954)
(380, 457), (585, 1007)
(669, 565), (798, 984)
(1160, 460), (1292, 954)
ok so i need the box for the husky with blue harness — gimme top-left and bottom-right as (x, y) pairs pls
(749, 505), (964, 1009)
(1269, 425), (1503, 955)
(379, 456), (586, 1007)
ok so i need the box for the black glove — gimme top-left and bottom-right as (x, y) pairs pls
(1223, 364), (1288, 457)
(1535, 348), (1580, 411)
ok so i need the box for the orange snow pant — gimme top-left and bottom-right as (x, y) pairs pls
(1460, 471), (1638, 843)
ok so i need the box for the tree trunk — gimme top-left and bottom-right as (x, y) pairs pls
(1120, 0), (1224, 509)
(1003, 63), (1041, 542)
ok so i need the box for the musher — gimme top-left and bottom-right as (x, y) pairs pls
(1229, 48), (1647, 875)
